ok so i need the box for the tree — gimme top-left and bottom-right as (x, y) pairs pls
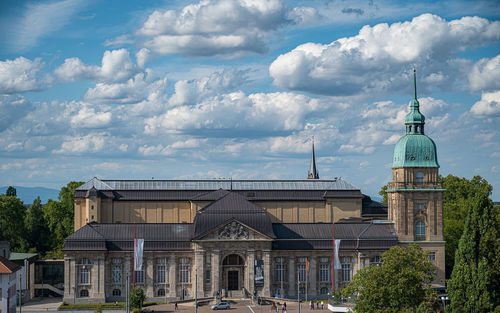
(0, 194), (27, 250)
(43, 181), (84, 257)
(379, 185), (388, 203)
(442, 175), (493, 278)
(343, 244), (437, 313)
(130, 287), (145, 309)
(25, 197), (51, 254)
(6, 186), (16, 197)
(447, 189), (500, 312)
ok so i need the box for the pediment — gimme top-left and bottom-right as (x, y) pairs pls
(196, 219), (272, 241)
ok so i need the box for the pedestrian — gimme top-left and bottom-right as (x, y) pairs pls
(174, 302), (178, 310)
(283, 302), (287, 311)
(272, 302), (276, 312)
(321, 302), (324, 310)
(310, 300), (314, 310)
(316, 301), (319, 309)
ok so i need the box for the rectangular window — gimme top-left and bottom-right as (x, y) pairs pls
(112, 265), (122, 284)
(341, 264), (351, 282)
(135, 269), (144, 284)
(370, 256), (382, 266)
(205, 270), (211, 284)
(180, 265), (190, 283)
(276, 263), (285, 282)
(157, 265), (166, 283)
(319, 264), (329, 282)
(320, 257), (329, 263)
(298, 264), (306, 282)
(429, 252), (436, 261)
(79, 267), (89, 285)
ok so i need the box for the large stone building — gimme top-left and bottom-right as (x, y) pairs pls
(62, 74), (445, 303)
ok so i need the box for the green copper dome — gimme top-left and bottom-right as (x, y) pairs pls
(393, 134), (439, 167)
(392, 70), (439, 168)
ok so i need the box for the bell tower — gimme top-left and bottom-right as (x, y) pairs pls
(387, 70), (445, 286)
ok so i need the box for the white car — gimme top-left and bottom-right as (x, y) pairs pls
(211, 301), (230, 310)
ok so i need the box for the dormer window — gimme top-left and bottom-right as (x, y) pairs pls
(416, 171), (424, 184)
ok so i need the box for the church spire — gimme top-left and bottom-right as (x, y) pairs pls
(405, 69), (425, 135)
(307, 138), (319, 179)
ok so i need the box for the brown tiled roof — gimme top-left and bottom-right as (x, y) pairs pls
(0, 256), (21, 274)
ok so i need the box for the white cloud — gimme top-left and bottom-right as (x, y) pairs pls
(0, 57), (47, 93)
(469, 54), (500, 91)
(70, 105), (112, 128)
(136, 48), (151, 68)
(55, 49), (138, 83)
(136, 0), (314, 57)
(145, 91), (325, 135)
(54, 132), (108, 154)
(470, 91), (500, 117)
(0, 94), (34, 131)
(6, 0), (85, 52)
(269, 14), (500, 96)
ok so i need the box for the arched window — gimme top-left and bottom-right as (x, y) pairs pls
(222, 254), (244, 265)
(157, 288), (165, 297)
(416, 221), (426, 239)
(320, 287), (328, 295)
(416, 171), (424, 184)
(80, 289), (89, 297)
(112, 289), (121, 296)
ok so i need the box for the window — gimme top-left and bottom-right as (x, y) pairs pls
(429, 252), (436, 261)
(78, 259), (91, 285)
(417, 203), (425, 211)
(298, 264), (306, 282)
(416, 171), (424, 184)
(319, 264), (329, 282)
(320, 287), (328, 295)
(112, 289), (121, 296)
(416, 221), (426, 239)
(157, 264), (166, 283)
(370, 256), (382, 266)
(205, 270), (211, 284)
(91, 205), (94, 210)
(112, 265), (122, 284)
(320, 257), (329, 263)
(157, 288), (165, 297)
(135, 269), (144, 284)
(276, 263), (285, 282)
(179, 258), (190, 283)
(298, 257), (306, 263)
(341, 257), (351, 282)
(80, 289), (89, 297)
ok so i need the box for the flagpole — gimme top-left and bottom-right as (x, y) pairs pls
(133, 223), (136, 288)
(332, 221), (335, 293)
(306, 258), (308, 303)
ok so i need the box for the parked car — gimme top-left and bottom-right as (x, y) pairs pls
(211, 301), (230, 310)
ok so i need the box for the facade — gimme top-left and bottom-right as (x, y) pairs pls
(63, 74), (445, 303)
(0, 256), (21, 313)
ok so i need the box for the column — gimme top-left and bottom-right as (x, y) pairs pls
(194, 250), (204, 297)
(64, 257), (71, 301)
(146, 256), (154, 298)
(247, 250), (255, 295)
(211, 250), (220, 296)
(287, 257), (295, 297)
(263, 250), (271, 297)
(168, 255), (177, 298)
(98, 257), (105, 301)
(309, 257), (317, 297)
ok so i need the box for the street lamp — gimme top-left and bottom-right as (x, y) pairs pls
(72, 286), (76, 304)
(440, 296), (449, 311)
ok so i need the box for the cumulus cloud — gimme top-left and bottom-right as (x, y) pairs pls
(0, 94), (34, 131)
(54, 49), (138, 83)
(470, 91), (500, 117)
(70, 105), (112, 128)
(0, 57), (47, 93)
(139, 138), (206, 156)
(145, 91), (325, 135)
(269, 14), (500, 97)
(136, 0), (317, 57)
(54, 132), (110, 154)
(469, 54), (500, 91)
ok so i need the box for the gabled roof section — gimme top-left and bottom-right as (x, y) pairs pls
(193, 191), (275, 239)
(77, 177), (113, 191)
(65, 222), (106, 241)
(0, 255), (21, 274)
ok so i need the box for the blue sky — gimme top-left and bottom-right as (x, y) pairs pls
(0, 0), (499, 200)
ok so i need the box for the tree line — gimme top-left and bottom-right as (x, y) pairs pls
(0, 181), (84, 258)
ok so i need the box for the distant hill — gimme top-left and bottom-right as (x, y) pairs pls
(0, 186), (60, 204)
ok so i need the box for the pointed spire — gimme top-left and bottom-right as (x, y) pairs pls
(308, 138), (319, 179)
(405, 69), (425, 134)
(413, 68), (417, 100)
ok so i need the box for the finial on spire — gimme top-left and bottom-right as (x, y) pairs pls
(413, 68), (417, 100)
(307, 138), (319, 179)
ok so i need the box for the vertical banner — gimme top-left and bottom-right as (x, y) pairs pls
(334, 239), (342, 269)
(254, 260), (264, 287)
(306, 258), (310, 278)
(134, 239), (144, 271)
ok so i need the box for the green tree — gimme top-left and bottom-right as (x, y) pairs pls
(379, 185), (388, 203)
(6, 186), (16, 197)
(0, 194), (27, 250)
(447, 189), (500, 312)
(343, 244), (437, 313)
(25, 197), (51, 254)
(442, 175), (493, 278)
(43, 181), (84, 257)
(130, 287), (145, 309)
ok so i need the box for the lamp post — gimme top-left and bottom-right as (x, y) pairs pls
(195, 268), (198, 313)
(280, 258), (283, 299)
(440, 296), (449, 311)
(72, 286), (76, 304)
(297, 271), (300, 313)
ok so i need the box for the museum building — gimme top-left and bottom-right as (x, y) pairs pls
(62, 74), (445, 303)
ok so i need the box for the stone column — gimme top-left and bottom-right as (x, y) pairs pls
(168, 255), (177, 298)
(194, 250), (204, 297)
(99, 257), (106, 301)
(309, 257), (317, 297)
(64, 257), (72, 301)
(211, 250), (220, 296)
(287, 257), (295, 297)
(247, 250), (255, 295)
(263, 250), (271, 297)
(146, 256), (154, 298)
